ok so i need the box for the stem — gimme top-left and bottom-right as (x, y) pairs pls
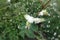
(41, 0), (51, 10)
(43, 0), (51, 9)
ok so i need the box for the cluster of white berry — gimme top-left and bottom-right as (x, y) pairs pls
(24, 14), (45, 24)
(38, 10), (50, 16)
(24, 10), (50, 29)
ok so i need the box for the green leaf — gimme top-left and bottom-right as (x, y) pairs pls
(25, 29), (35, 38)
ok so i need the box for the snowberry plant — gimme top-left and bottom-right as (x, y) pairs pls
(0, 0), (60, 40)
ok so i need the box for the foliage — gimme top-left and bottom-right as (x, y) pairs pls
(0, 0), (60, 40)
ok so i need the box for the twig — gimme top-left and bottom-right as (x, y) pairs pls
(41, 0), (51, 10)
(43, 0), (51, 9)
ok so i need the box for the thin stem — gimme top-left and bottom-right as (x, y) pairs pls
(43, 0), (51, 9)
(41, 0), (51, 10)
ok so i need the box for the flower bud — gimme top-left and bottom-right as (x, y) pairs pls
(34, 18), (45, 23)
(24, 14), (34, 23)
(38, 10), (50, 16)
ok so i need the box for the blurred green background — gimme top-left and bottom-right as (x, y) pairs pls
(0, 0), (60, 40)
